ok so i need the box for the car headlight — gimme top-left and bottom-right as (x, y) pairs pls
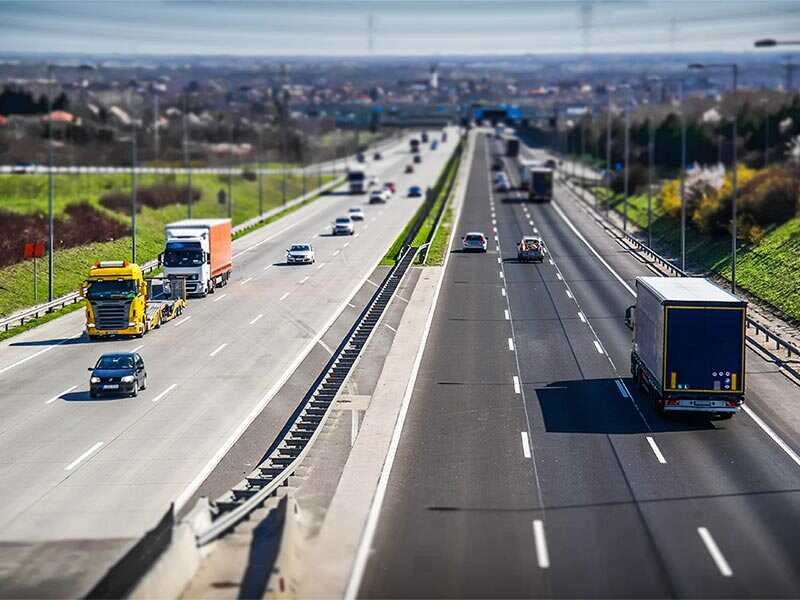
(121, 375), (135, 383)
(90, 376), (100, 384)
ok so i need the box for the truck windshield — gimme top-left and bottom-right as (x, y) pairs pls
(348, 171), (365, 182)
(164, 241), (204, 267)
(86, 280), (137, 300)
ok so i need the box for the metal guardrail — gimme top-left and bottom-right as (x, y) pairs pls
(560, 174), (800, 363)
(196, 245), (418, 546)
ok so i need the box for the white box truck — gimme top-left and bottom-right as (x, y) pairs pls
(161, 219), (232, 297)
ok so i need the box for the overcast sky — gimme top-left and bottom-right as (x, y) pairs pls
(1, 0), (799, 56)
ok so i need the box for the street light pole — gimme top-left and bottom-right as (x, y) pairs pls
(46, 64), (55, 302)
(623, 102), (630, 232)
(605, 95), (611, 215)
(183, 92), (193, 218)
(679, 80), (687, 271)
(131, 125), (138, 263)
(647, 116), (654, 248)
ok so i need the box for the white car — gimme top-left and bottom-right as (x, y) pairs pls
(332, 216), (355, 236)
(286, 243), (315, 264)
(462, 232), (488, 252)
(348, 207), (365, 221)
(369, 190), (388, 204)
(367, 176), (381, 190)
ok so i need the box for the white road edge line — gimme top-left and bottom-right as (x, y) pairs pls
(508, 337), (515, 351)
(249, 314), (264, 325)
(593, 340), (604, 354)
(152, 383), (178, 404)
(698, 527), (733, 577)
(533, 520), (551, 569)
(521, 431), (531, 458)
(209, 343), (228, 357)
(65, 441), (104, 471)
(743, 405), (800, 467)
(46, 385), (77, 405)
(646, 436), (668, 464)
(513, 375), (521, 394)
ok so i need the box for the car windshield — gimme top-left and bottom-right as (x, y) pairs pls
(290, 245), (310, 252)
(95, 355), (134, 369)
(163, 241), (204, 267)
(85, 279), (137, 300)
(349, 208), (361, 213)
(466, 235), (483, 241)
(336, 218), (351, 224)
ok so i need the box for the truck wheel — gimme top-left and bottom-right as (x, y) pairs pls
(717, 413), (733, 420)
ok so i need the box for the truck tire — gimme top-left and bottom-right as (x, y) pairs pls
(717, 413), (733, 420)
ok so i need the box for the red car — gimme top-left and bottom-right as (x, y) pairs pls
(384, 182), (396, 194)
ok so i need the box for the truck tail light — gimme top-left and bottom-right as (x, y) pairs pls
(666, 399), (679, 406)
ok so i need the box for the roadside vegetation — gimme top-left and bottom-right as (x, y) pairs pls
(0, 170), (335, 318)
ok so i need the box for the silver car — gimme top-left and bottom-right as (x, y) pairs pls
(462, 232), (488, 252)
(333, 216), (355, 236)
(286, 243), (315, 264)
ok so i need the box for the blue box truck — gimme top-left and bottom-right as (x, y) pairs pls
(626, 277), (746, 418)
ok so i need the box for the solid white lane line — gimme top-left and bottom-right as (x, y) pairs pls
(513, 375), (521, 394)
(556, 273), (563, 280)
(578, 311), (587, 323)
(249, 314), (263, 325)
(280, 291), (290, 301)
(0, 339), (70, 376)
(501, 288), (506, 297)
(615, 379), (629, 397)
(174, 315), (191, 326)
(521, 431), (531, 458)
(240, 276), (253, 285)
(65, 441), (103, 471)
(533, 520), (551, 568)
(317, 262), (326, 270)
(46, 385), (77, 405)
(646, 436), (668, 464)
(504, 309), (510, 320)
(593, 340), (604, 354)
(209, 343), (228, 357)
(333, 249), (341, 256)
(743, 405), (800, 467)
(698, 527), (733, 577)
(152, 383), (178, 404)
(212, 293), (227, 303)
(300, 276), (310, 284)
(566, 289), (573, 299)
(508, 337), (515, 351)
(131, 344), (144, 353)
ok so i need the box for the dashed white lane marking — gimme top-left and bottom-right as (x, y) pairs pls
(65, 441), (104, 471)
(264, 265), (272, 271)
(152, 383), (178, 404)
(698, 527), (733, 577)
(615, 379), (629, 397)
(556, 273), (563, 280)
(351, 409), (359, 447)
(521, 431), (531, 458)
(508, 337), (515, 351)
(131, 344), (144, 353)
(504, 309), (510, 320)
(300, 276), (310, 284)
(533, 520), (551, 569)
(317, 262), (326, 270)
(534, 227), (539, 233)
(0, 339), (70, 376)
(513, 375), (521, 394)
(497, 257), (502, 264)
(212, 293), (227, 303)
(249, 314), (263, 325)
(578, 311), (587, 323)
(46, 385), (77, 405)
(593, 340), (604, 354)
(566, 289), (573, 299)
(333, 249), (341, 256)
(493, 226), (498, 233)
(240, 276), (253, 285)
(646, 436), (668, 464)
(209, 343), (228, 357)
(501, 288), (506, 297)
(385, 323), (398, 333)
(280, 291), (290, 301)
(494, 235), (499, 241)
(499, 271), (504, 279)
(492, 219), (497, 225)
(548, 259), (554, 265)
(354, 233), (360, 238)
(344, 242), (350, 248)
(529, 220), (535, 226)
(175, 316), (191, 326)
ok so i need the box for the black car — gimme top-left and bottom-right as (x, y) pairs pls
(89, 352), (147, 398)
(491, 160), (503, 171)
(373, 152), (382, 160)
(413, 155), (422, 164)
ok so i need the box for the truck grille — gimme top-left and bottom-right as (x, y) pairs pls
(92, 301), (131, 330)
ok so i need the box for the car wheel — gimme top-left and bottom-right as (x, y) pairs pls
(140, 375), (147, 391)
(131, 381), (138, 398)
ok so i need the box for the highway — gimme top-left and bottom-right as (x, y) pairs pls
(357, 133), (800, 598)
(0, 129), (456, 596)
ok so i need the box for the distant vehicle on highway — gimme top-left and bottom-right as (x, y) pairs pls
(407, 185), (423, 198)
(529, 168), (553, 202)
(626, 277), (747, 418)
(413, 155), (422, 164)
(421, 132), (429, 143)
(383, 182), (396, 194)
(506, 138), (520, 157)
(495, 173), (510, 192)
(89, 352), (147, 398)
(347, 168), (367, 194)
(12, 162), (36, 174)
(405, 164), (414, 174)
(409, 138), (420, 154)
(348, 207), (365, 221)
(373, 152), (382, 161)
(491, 159), (503, 171)
(544, 159), (557, 170)
(517, 236), (544, 262)
(332, 216), (355, 235)
(461, 232), (488, 252)
(163, 219), (232, 296)
(442, 132), (448, 142)
(286, 243), (315, 264)
(356, 152), (365, 163)
(430, 141), (438, 150)
(369, 190), (388, 204)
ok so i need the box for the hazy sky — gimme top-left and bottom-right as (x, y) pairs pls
(1, 0), (799, 56)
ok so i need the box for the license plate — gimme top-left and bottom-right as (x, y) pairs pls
(103, 384), (119, 390)
(693, 401), (712, 407)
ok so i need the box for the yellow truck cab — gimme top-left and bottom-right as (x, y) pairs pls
(83, 260), (148, 338)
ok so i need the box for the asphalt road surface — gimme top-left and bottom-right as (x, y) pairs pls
(357, 133), (800, 598)
(0, 129), (456, 595)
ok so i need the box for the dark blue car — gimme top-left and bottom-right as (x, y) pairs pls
(408, 185), (423, 197)
(89, 352), (147, 398)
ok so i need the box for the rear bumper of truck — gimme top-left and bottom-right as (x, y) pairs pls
(662, 397), (743, 414)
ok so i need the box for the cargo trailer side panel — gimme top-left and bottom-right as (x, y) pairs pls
(209, 221), (232, 279)
(664, 306), (746, 394)
(634, 281), (666, 388)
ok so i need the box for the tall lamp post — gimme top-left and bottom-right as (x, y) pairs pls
(689, 62), (739, 293)
(46, 64), (55, 302)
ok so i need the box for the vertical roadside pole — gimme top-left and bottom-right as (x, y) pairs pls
(679, 81), (687, 271)
(227, 118), (234, 220)
(153, 90), (160, 162)
(183, 91), (193, 219)
(605, 95), (612, 216)
(731, 64), (739, 294)
(257, 126), (264, 217)
(648, 116), (654, 248)
(131, 125), (138, 263)
(623, 102), (630, 232)
(46, 64), (55, 302)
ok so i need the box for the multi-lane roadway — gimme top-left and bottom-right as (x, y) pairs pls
(0, 129), (456, 596)
(356, 133), (800, 598)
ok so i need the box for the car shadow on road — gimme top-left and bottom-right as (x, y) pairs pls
(61, 390), (130, 402)
(534, 378), (718, 434)
(10, 334), (98, 347)
(323, 191), (358, 197)
(271, 261), (314, 267)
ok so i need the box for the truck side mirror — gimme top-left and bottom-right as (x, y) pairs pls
(158, 252), (163, 266)
(624, 305), (635, 330)
(206, 253), (212, 264)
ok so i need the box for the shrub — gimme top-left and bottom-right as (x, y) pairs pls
(609, 164), (648, 195)
(99, 184), (201, 214)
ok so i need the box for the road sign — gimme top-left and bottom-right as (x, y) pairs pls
(23, 242), (45, 260)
